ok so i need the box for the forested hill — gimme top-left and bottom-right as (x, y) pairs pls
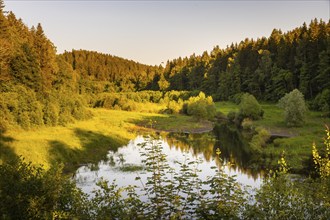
(59, 50), (162, 93)
(162, 19), (329, 106)
(0, 0), (164, 130)
(0, 0), (329, 131)
(60, 19), (330, 107)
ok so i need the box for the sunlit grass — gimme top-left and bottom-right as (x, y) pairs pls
(3, 108), (212, 170)
(215, 101), (239, 115)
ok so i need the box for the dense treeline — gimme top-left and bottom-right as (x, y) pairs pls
(0, 1), (92, 130)
(1, 0), (329, 131)
(59, 50), (162, 93)
(162, 19), (330, 111)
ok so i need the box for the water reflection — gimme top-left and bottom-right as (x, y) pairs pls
(213, 123), (266, 180)
(75, 131), (263, 196)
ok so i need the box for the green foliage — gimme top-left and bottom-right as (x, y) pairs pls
(186, 92), (216, 120)
(238, 93), (263, 120)
(134, 136), (246, 219)
(2, 134), (330, 219)
(312, 89), (330, 116)
(250, 127), (271, 152)
(278, 89), (308, 127)
(43, 102), (59, 126)
(312, 126), (330, 179)
(245, 155), (330, 219)
(60, 50), (161, 93)
(165, 99), (183, 114)
(0, 157), (89, 219)
(162, 19), (329, 105)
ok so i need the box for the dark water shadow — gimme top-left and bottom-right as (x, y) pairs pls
(49, 128), (129, 172)
(0, 129), (17, 163)
(213, 123), (269, 179)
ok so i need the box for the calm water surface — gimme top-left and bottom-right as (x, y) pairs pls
(75, 131), (263, 196)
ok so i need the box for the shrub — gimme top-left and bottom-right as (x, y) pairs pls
(278, 89), (308, 127)
(238, 93), (263, 120)
(186, 92), (216, 120)
(166, 99), (183, 114)
(0, 157), (88, 219)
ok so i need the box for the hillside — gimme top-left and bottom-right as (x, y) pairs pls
(0, 0), (329, 133)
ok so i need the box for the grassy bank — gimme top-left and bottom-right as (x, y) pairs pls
(0, 107), (212, 171)
(216, 101), (330, 171)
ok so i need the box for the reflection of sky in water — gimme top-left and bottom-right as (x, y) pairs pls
(75, 135), (262, 196)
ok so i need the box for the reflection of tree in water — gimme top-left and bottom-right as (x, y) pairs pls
(213, 123), (266, 180)
(163, 132), (215, 162)
(158, 123), (267, 180)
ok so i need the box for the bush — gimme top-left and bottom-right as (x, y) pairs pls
(166, 99), (183, 114)
(186, 92), (216, 120)
(238, 93), (263, 120)
(278, 89), (308, 127)
(0, 157), (88, 219)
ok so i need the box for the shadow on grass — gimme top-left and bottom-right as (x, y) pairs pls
(129, 114), (172, 130)
(0, 129), (16, 163)
(128, 114), (210, 133)
(49, 128), (129, 172)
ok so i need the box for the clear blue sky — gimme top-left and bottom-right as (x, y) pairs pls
(4, 0), (330, 66)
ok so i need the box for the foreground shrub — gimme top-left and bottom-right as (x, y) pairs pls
(2, 131), (330, 219)
(0, 157), (89, 219)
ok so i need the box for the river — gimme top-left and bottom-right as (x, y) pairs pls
(75, 125), (264, 197)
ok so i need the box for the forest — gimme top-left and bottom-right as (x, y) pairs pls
(0, 0), (329, 130)
(0, 0), (330, 218)
(1, 0), (330, 130)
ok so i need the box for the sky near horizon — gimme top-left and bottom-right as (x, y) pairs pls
(4, 0), (330, 66)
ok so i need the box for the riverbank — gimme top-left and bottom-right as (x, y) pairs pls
(0, 108), (214, 171)
(215, 101), (330, 172)
(2, 102), (328, 173)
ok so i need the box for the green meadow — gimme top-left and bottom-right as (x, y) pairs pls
(2, 101), (328, 173)
(1, 107), (212, 171)
(216, 101), (330, 171)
